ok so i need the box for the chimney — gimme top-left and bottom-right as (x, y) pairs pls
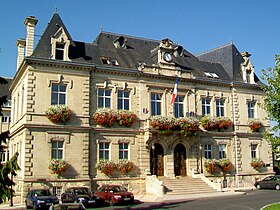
(16, 38), (26, 70)
(24, 16), (38, 56)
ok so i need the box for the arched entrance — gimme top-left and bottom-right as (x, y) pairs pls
(174, 143), (186, 176)
(150, 143), (164, 176)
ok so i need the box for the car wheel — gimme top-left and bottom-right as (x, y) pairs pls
(109, 197), (115, 206)
(276, 184), (280, 190)
(256, 184), (261, 190)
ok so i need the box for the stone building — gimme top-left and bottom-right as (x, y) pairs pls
(8, 12), (272, 202)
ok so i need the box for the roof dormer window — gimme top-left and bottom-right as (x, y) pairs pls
(174, 46), (184, 57)
(101, 57), (119, 66)
(113, 36), (127, 48)
(204, 72), (219, 79)
(246, 70), (251, 83)
(51, 27), (71, 61)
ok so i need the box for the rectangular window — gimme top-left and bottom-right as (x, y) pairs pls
(219, 144), (227, 159)
(51, 141), (64, 159)
(204, 144), (212, 159)
(202, 97), (211, 116)
(98, 89), (111, 108)
(0, 150), (6, 163)
(119, 143), (129, 159)
(51, 84), (66, 105)
(216, 99), (224, 117)
(117, 90), (130, 110)
(248, 101), (255, 119)
(1, 116), (10, 123)
(251, 144), (258, 159)
(99, 142), (110, 160)
(246, 70), (251, 83)
(174, 95), (184, 118)
(151, 93), (161, 116)
(55, 43), (65, 60)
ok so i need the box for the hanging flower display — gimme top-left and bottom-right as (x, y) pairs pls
(116, 159), (135, 174)
(200, 115), (216, 131)
(45, 105), (72, 124)
(96, 159), (116, 176)
(248, 119), (263, 132)
(149, 116), (175, 131)
(48, 159), (67, 175)
(218, 158), (233, 173)
(115, 110), (137, 127)
(93, 108), (137, 127)
(216, 117), (233, 132)
(175, 117), (200, 136)
(204, 159), (218, 174)
(251, 158), (264, 170)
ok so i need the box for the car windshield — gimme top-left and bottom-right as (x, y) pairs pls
(109, 186), (127, 193)
(34, 190), (52, 196)
(74, 188), (90, 194)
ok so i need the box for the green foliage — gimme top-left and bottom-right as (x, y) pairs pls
(0, 152), (20, 204)
(0, 77), (21, 204)
(262, 54), (280, 124)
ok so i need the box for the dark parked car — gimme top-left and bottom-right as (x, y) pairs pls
(25, 188), (59, 209)
(254, 175), (280, 190)
(61, 186), (100, 207)
(94, 184), (134, 206)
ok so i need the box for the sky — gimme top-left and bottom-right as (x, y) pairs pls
(0, 0), (279, 80)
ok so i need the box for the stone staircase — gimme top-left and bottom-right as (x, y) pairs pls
(158, 176), (217, 195)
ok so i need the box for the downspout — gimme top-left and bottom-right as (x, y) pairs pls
(231, 82), (239, 188)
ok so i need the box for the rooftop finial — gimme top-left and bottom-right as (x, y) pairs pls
(55, 7), (58, 13)
(100, 26), (103, 32)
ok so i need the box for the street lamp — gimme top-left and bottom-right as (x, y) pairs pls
(199, 144), (203, 174)
(152, 144), (155, 175)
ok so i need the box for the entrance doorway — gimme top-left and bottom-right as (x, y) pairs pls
(174, 143), (186, 176)
(150, 143), (164, 176)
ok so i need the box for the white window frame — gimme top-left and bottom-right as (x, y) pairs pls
(99, 142), (110, 160)
(251, 144), (258, 159)
(204, 144), (212, 159)
(119, 142), (129, 160)
(247, 101), (255, 119)
(98, 89), (111, 108)
(51, 141), (64, 159)
(117, 90), (130, 110)
(51, 83), (67, 105)
(151, 93), (162, 116)
(219, 144), (227, 159)
(216, 99), (224, 117)
(202, 97), (211, 116)
(174, 95), (184, 118)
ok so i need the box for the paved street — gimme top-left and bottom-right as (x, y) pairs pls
(1, 189), (280, 210)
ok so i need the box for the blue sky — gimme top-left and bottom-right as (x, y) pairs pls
(0, 0), (279, 79)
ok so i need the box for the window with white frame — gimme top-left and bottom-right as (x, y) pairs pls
(246, 70), (251, 83)
(151, 93), (161, 116)
(204, 144), (212, 159)
(117, 90), (129, 110)
(202, 97), (211, 116)
(219, 144), (227, 159)
(51, 141), (64, 159)
(119, 143), (129, 159)
(216, 99), (224, 117)
(247, 101), (255, 119)
(174, 95), (184, 118)
(251, 144), (258, 159)
(0, 150), (7, 162)
(98, 89), (111, 108)
(51, 84), (67, 105)
(99, 142), (110, 160)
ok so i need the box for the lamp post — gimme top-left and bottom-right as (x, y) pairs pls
(152, 144), (155, 175)
(10, 172), (13, 207)
(199, 144), (203, 174)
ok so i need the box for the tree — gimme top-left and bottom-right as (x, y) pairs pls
(262, 54), (280, 172)
(0, 77), (20, 204)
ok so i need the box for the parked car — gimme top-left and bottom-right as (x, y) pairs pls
(254, 175), (280, 190)
(25, 188), (59, 209)
(94, 184), (134, 206)
(60, 186), (101, 207)
(49, 203), (86, 210)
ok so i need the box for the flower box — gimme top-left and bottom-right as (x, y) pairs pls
(45, 105), (71, 124)
(48, 159), (67, 175)
(218, 158), (233, 173)
(96, 159), (116, 176)
(248, 119), (263, 132)
(204, 159), (218, 174)
(251, 158), (264, 170)
(116, 159), (135, 174)
(93, 108), (136, 127)
(200, 115), (232, 132)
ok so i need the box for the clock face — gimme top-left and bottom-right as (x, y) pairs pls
(163, 52), (172, 62)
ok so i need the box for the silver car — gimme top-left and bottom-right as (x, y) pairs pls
(254, 175), (280, 190)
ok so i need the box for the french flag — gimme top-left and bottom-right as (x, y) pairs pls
(170, 76), (178, 105)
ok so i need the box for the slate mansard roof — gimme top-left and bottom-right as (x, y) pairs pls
(32, 12), (261, 85)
